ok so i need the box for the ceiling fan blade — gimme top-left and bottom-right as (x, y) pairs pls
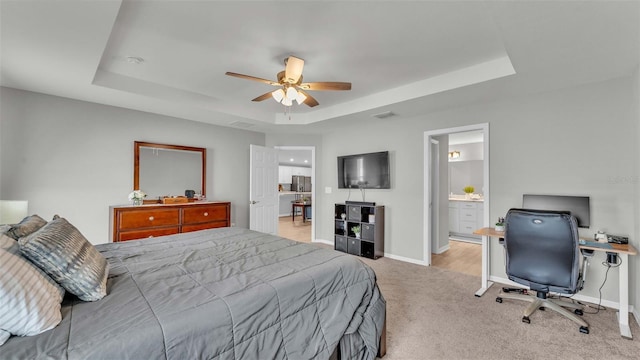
(225, 72), (279, 86)
(284, 56), (304, 84)
(299, 82), (352, 91)
(298, 90), (319, 107)
(251, 91), (274, 102)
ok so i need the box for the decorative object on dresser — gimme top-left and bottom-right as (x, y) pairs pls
(110, 201), (230, 242)
(334, 202), (384, 259)
(128, 189), (146, 206)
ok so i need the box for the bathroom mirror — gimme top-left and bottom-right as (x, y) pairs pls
(134, 141), (206, 200)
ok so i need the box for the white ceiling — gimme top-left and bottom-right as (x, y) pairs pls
(1, 1), (638, 135)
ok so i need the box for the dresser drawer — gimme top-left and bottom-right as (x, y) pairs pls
(460, 209), (477, 221)
(459, 220), (477, 234)
(182, 222), (227, 233)
(460, 202), (477, 209)
(118, 209), (180, 230)
(118, 227), (179, 241)
(183, 205), (228, 224)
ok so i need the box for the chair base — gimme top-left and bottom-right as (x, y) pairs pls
(496, 288), (589, 334)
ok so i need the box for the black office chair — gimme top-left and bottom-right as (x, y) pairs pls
(496, 208), (589, 334)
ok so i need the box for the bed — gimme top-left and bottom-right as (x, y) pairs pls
(2, 226), (386, 359)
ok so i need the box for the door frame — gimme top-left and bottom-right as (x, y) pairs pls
(274, 145), (316, 242)
(428, 138), (440, 265)
(423, 123), (491, 296)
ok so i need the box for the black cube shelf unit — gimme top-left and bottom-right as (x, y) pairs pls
(334, 202), (384, 259)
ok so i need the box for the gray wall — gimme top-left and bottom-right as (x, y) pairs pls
(0, 87), (264, 244)
(1, 73), (637, 309)
(314, 76), (637, 305)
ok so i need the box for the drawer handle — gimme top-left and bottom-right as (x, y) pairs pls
(148, 235), (154, 238)
(204, 212), (209, 216)
(148, 216), (154, 221)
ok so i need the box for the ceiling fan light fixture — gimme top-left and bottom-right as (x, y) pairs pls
(295, 91), (307, 105)
(286, 86), (298, 100)
(272, 89), (285, 102)
(282, 97), (293, 106)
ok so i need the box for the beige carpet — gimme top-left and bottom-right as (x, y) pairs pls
(349, 254), (640, 360)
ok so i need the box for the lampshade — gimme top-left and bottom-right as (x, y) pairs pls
(0, 200), (28, 225)
(282, 97), (293, 106)
(286, 86), (298, 100)
(295, 91), (307, 104)
(272, 89), (285, 102)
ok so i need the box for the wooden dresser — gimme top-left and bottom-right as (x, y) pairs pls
(110, 201), (230, 242)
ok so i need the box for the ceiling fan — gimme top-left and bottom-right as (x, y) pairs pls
(225, 56), (351, 107)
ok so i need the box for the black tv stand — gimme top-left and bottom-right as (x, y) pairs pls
(345, 201), (376, 206)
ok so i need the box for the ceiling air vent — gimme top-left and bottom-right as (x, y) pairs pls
(372, 111), (395, 119)
(229, 121), (255, 128)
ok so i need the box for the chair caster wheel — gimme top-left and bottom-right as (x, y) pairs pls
(579, 326), (589, 334)
(574, 309), (583, 316)
(522, 316), (530, 324)
(496, 297), (503, 303)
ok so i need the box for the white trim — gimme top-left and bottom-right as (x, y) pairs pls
(489, 275), (630, 311)
(424, 123), (490, 294)
(433, 244), (450, 255)
(384, 253), (428, 267)
(313, 238), (334, 246)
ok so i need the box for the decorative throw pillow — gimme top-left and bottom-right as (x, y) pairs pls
(1, 227), (65, 298)
(5, 215), (47, 240)
(0, 248), (63, 346)
(19, 217), (109, 302)
(0, 232), (18, 254)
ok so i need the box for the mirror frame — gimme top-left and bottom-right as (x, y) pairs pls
(134, 141), (207, 198)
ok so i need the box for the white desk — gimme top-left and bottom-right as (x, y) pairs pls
(474, 227), (637, 339)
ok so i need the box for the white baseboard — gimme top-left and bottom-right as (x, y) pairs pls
(313, 238), (333, 246)
(383, 252), (428, 266)
(434, 244), (450, 255)
(633, 307), (640, 326)
(489, 275), (626, 311)
(315, 237), (427, 266)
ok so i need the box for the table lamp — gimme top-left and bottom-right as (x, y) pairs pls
(0, 200), (28, 225)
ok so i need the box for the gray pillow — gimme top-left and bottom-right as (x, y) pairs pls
(19, 217), (108, 302)
(5, 215), (47, 240)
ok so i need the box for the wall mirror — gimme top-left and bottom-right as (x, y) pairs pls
(134, 141), (206, 201)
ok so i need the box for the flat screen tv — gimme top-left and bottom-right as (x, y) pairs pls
(522, 194), (590, 228)
(338, 151), (390, 189)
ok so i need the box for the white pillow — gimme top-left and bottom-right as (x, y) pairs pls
(0, 248), (63, 346)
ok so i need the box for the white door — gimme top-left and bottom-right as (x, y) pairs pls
(250, 145), (279, 234)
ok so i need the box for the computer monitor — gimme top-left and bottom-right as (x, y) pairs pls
(522, 194), (590, 228)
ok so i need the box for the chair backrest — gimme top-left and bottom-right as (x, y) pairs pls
(504, 208), (581, 294)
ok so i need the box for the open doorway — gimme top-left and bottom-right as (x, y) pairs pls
(431, 130), (484, 276)
(275, 146), (315, 243)
(424, 123), (491, 296)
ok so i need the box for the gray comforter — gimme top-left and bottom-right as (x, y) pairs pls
(2, 227), (385, 359)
